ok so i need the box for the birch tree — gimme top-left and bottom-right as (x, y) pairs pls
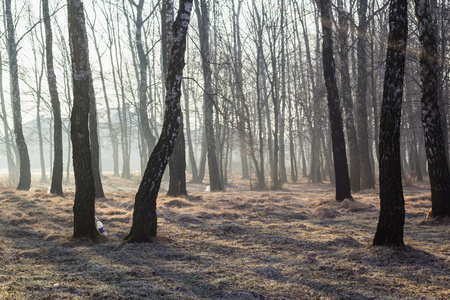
(373, 0), (408, 247)
(125, 0), (193, 242)
(414, 0), (450, 217)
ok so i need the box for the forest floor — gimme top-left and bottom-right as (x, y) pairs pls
(0, 173), (449, 299)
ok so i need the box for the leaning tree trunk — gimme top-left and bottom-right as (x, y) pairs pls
(68, 0), (98, 240)
(414, 0), (450, 217)
(125, 0), (193, 243)
(43, 0), (63, 195)
(317, 0), (352, 201)
(164, 0), (188, 197)
(373, 0), (407, 247)
(5, 0), (31, 191)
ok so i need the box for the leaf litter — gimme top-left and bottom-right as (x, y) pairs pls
(0, 175), (449, 299)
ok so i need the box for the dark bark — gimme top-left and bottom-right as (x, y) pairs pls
(43, 0), (63, 195)
(194, 0), (223, 191)
(5, 0), (31, 191)
(125, 0), (192, 242)
(168, 120), (188, 197)
(89, 83), (105, 199)
(317, 0), (352, 201)
(356, 0), (375, 189)
(68, 0), (98, 240)
(337, 0), (361, 192)
(373, 0), (407, 247)
(414, 0), (450, 217)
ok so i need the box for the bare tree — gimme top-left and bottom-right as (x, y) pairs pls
(317, 0), (352, 201)
(125, 0), (193, 242)
(337, 0), (361, 192)
(373, 0), (408, 247)
(4, 0), (31, 191)
(68, 0), (98, 239)
(194, 0), (223, 191)
(0, 52), (18, 183)
(356, 0), (375, 189)
(43, 0), (64, 195)
(165, 0), (188, 197)
(87, 1), (119, 177)
(414, 0), (450, 217)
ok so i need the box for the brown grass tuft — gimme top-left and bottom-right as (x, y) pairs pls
(312, 206), (340, 218)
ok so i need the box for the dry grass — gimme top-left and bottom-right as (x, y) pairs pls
(1, 176), (449, 299)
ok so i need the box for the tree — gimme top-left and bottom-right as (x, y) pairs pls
(373, 0), (407, 247)
(132, 0), (156, 158)
(43, 0), (64, 195)
(231, 0), (250, 180)
(356, 0), (375, 189)
(317, 0), (352, 201)
(194, 0), (223, 191)
(5, 0), (31, 191)
(87, 3), (119, 177)
(337, 0), (361, 192)
(68, 0), (98, 239)
(414, 0), (450, 217)
(0, 52), (18, 184)
(125, 0), (193, 242)
(167, 120), (188, 197)
(182, 64), (200, 183)
(164, 0), (188, 197)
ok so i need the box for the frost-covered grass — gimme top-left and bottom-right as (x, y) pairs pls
(0, 175), (449, 299)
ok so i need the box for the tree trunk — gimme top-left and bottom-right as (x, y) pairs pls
(43, 0), (64, 195)
(356, 0), (375, 189)
(134, 0), (156, 157)
(194, 0), (223, 191)
(337, 0), (361, 192)
(279, 0), (287, 184)
(5, 0), (31, 191)
(164, 0), (187, 197)
(183, 79), (199, 182)
(89, 83), (105, 199)
(168, 120), (188, 197)
(373, 0), (407, 247)
(125, 0), (192, 242)
(414, 0), (450, 217)
(0, 53), (18, 184)
(68, 0), (98, 240)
